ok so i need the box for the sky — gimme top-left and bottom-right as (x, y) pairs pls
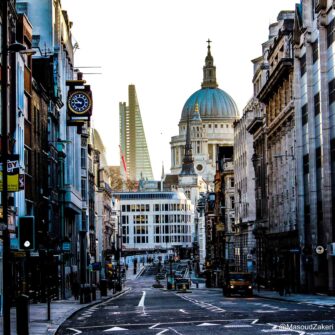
(62, 0), (296, 180)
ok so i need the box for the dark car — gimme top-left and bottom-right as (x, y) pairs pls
(223, 272), (253, 297)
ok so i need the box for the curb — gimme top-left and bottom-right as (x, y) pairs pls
(253, 293), (335, 307)
(52, 288), (130, 335)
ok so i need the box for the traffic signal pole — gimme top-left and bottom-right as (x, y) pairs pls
(1, 1), (11, 334)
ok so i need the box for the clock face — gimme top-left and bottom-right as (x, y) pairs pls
(68, 91), (91, 114)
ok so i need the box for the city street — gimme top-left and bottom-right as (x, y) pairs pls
(57, 267), (335, 335)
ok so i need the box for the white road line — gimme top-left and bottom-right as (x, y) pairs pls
(168, 327), (184, 335)
(252, 319), (259, 324)
(104, 326), (128, 332)
(149, 323), (161, 329)
(138, 291), (146, 307)
(157, 330), (169, 335)
(67, 328), (82, 334)
(197, 322), (220, 326)
(179, 309), (189, 314)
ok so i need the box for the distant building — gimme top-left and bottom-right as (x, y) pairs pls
(119, 85), (154, 180)
(233, 100), (256, 272)
(170, 41), (239, 184)
(117, 191), (193, 258)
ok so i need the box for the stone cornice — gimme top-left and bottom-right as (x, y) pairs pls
(257, 58), (293, 103)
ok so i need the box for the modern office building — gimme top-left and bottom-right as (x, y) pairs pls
(117, 191), (193, 258)
(119, 85), (154, 181)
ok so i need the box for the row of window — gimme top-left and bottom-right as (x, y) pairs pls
(154, 215), (191, 223)
(183, 123), (233, 130)
(122, 235), (191, 244)
(154, 225), (190, 234)
(154, 236), (191, 243)
(121, 203), (191, 212)
(122, 214), (191, 224)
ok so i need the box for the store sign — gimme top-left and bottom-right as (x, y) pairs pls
(62, 242), (71, 251)
(0, 155), (21, 192)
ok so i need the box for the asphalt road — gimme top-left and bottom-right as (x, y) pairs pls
(57, 267), (335, 335)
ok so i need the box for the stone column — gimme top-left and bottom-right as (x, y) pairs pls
(305, 34), (318, 265)
(318, 14), (334, 294)
(293, 44), (306, 289)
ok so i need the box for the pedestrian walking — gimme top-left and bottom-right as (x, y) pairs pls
(71, 280), (80, 300)
(277, 277), (285, 296)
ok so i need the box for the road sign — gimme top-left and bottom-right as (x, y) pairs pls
(62, 242), (71, 251)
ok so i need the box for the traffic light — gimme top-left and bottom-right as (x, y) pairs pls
(18, 216), (35, 250)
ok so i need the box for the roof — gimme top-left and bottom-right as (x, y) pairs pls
(180, 87), (239, 122)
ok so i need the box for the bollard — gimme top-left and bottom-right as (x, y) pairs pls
(84, 284), (91, 303)
(100, 279), (107, 296)
(16, 294), (29, 335)
(91, 284), (96, 301)
(80, 284), (85, 304)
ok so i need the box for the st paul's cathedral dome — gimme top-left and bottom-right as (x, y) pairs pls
(180, 40), (239, 122)
(170, 40), (239, 182)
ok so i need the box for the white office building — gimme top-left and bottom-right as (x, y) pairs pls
(117, 192), (194, 255)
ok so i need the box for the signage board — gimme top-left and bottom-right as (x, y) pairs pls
(0, 155), (21, 192)
(62, 242), (71, 251)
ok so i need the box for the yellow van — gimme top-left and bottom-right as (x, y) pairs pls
(222, 272), (253, 297)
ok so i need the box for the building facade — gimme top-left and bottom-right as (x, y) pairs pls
(256, 11), (299, 292)
(119, 84), (153, 181)
(233, 99), (256, 272)
(16, 0), (86, 298)
(293, 0), (335, 294)
(118, 191), (193, 258)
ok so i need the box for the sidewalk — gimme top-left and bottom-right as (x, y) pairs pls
(254, 289), (335, 307)
(0, 264), (141, 335)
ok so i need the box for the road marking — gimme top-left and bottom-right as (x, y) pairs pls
(104, 326), (128, 332)
(179, 309), (189, 314)
(179, 295), (226, 313)
(168, 327), (184, 334)
(67, 328), (82, 334)
(252, 319), (259, 324)
(197, 322), (220, 326)
(138, 291), (146, 307)
(149, 323), (169, 335)
(149, 323), (161, 329)
(65, 318), (257, 331)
